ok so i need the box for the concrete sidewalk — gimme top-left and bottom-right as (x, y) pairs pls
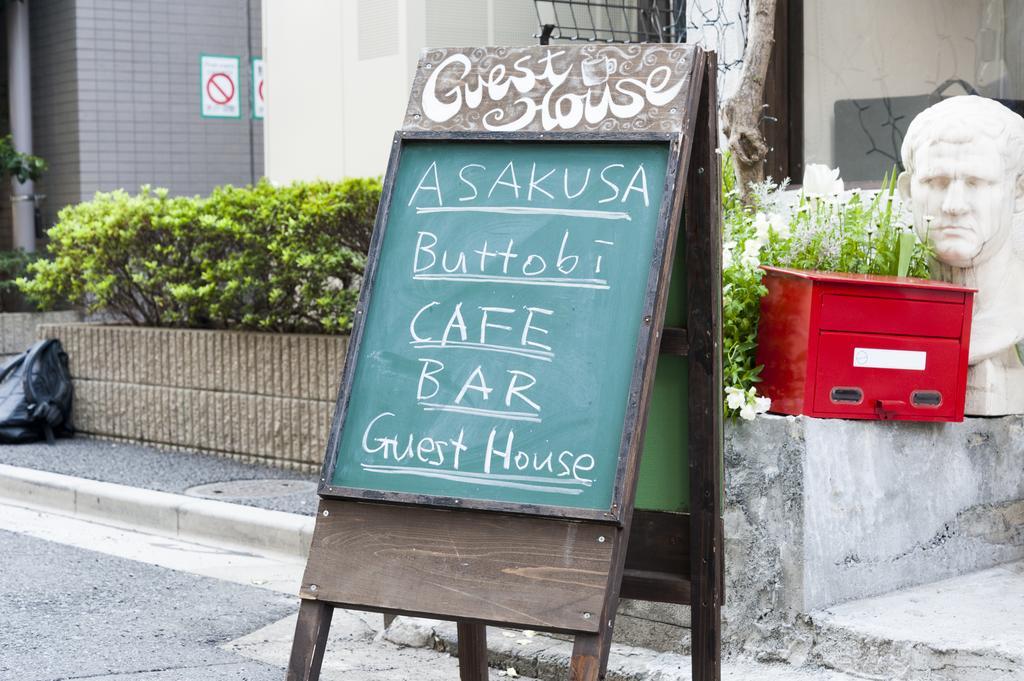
(0, 436), (871, 680)
(0, 438), (319, 515)
(6, 436), (1014, 680)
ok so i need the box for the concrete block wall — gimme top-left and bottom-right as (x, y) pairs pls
(0, 310), (83, 362)
(39, 324), (346, 470)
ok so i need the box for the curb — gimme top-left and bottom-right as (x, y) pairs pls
(0, 463), (314, 559)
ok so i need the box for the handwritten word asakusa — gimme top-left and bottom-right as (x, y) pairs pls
(421, 50), (685, 131)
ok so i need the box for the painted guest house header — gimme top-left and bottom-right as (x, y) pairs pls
(403, 45), (695, 133)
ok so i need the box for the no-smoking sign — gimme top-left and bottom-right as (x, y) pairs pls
(200, 55), (240, 118)
(252, 58), (265, 119)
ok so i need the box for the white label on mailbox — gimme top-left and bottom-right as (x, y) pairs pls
(852, 347), (927, 371)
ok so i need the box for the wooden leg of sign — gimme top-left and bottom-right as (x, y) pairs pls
(456, 621), (489, 681)
(685, 53), (724, 681)
(569, 633), (603, 681)
(572, 613), (617, 681)
(286, 599), (334, 681)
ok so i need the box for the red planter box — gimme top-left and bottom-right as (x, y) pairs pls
(755, 266), (975, 422)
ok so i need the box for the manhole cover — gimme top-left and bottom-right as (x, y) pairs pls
(185, 479), (318, 499)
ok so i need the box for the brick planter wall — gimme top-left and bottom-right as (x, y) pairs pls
(38, 324), (347, 470)
(1, 311), (83, 362)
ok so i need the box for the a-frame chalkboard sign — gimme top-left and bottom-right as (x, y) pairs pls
(287, 44), (723, 681)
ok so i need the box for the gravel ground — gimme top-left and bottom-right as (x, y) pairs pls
(0, 437), (319, 515)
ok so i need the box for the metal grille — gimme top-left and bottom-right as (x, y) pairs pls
(533, 0), (685, 44)
(533, 0), (749, 102)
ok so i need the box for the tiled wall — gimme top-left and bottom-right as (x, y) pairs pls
(6, 0), (264, 243)
(74, 0), (263, 204)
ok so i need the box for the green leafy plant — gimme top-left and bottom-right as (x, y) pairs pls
(0, 134), (46, 184)
(0, 248), (41, 311)
(17, 178), (381, 334)
(721, 153), (933, 419)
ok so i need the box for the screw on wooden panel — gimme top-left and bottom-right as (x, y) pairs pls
(309, 584), (318, 592)
(597, 536), (606, 543)
(608, 620), (614, 628)
(322, 510), (330, 517)
(670, 107), (677, 114)
(643, 315), (652, 324)
(582, 612), (592, 620)
(698, 167), (705, 175)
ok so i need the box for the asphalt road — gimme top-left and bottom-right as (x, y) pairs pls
(0, 528), (296, 681)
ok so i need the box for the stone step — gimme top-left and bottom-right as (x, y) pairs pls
(806, 561), (1024, 680)
(384, 617), (863, 681)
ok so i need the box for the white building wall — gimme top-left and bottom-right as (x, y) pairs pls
(263, 0), (539, 182)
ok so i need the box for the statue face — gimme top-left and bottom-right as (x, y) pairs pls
(903, 136), (1015, 268)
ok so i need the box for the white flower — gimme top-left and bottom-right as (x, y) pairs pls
(770, 214), (790, 239)
(725, 386), (746, 410)
(803, 163), (845, 197)
(722, 240), (736, 268)
(740, 239), (761, 269)
(753, 395), (771, 414)
(739, 402), (757, 420)
(752, 212), (771, 243)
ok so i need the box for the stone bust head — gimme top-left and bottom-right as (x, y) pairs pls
(898, 95), (1024, 414)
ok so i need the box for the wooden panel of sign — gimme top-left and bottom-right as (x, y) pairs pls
(289, 44), (722, 681)
(300, 499), (612, 632)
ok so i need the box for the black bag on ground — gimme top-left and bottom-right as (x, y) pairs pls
(0, 339), (74, 444)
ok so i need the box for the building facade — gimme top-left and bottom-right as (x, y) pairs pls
(1, 0), (263, 250)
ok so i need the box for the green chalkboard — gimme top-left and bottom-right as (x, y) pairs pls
(323, 137), (674, 519)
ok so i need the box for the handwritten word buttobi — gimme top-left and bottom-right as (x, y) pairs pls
(413, 230), (613, 289)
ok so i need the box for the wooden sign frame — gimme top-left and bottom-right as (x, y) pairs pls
(288, 47), (723, 681)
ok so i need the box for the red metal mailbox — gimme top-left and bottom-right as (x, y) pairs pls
(755, 266), (975, 422)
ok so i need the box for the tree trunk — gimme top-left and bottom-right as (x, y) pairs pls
(721, 0), (778, 203)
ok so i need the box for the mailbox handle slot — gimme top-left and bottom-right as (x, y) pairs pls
(911, 390), (943, 408)
(830, 387), (863, 404)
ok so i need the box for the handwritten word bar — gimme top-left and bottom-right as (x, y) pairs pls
(413, 273), (610, 290)
(416, 206), (631, 221)
(418, 401), (542, 423)
(410, 340), (554, 362)
(361, 464), (584, 494)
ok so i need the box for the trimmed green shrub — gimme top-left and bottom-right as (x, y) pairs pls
(17, 178), (381, 334)
(0, 249), (42, 312)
